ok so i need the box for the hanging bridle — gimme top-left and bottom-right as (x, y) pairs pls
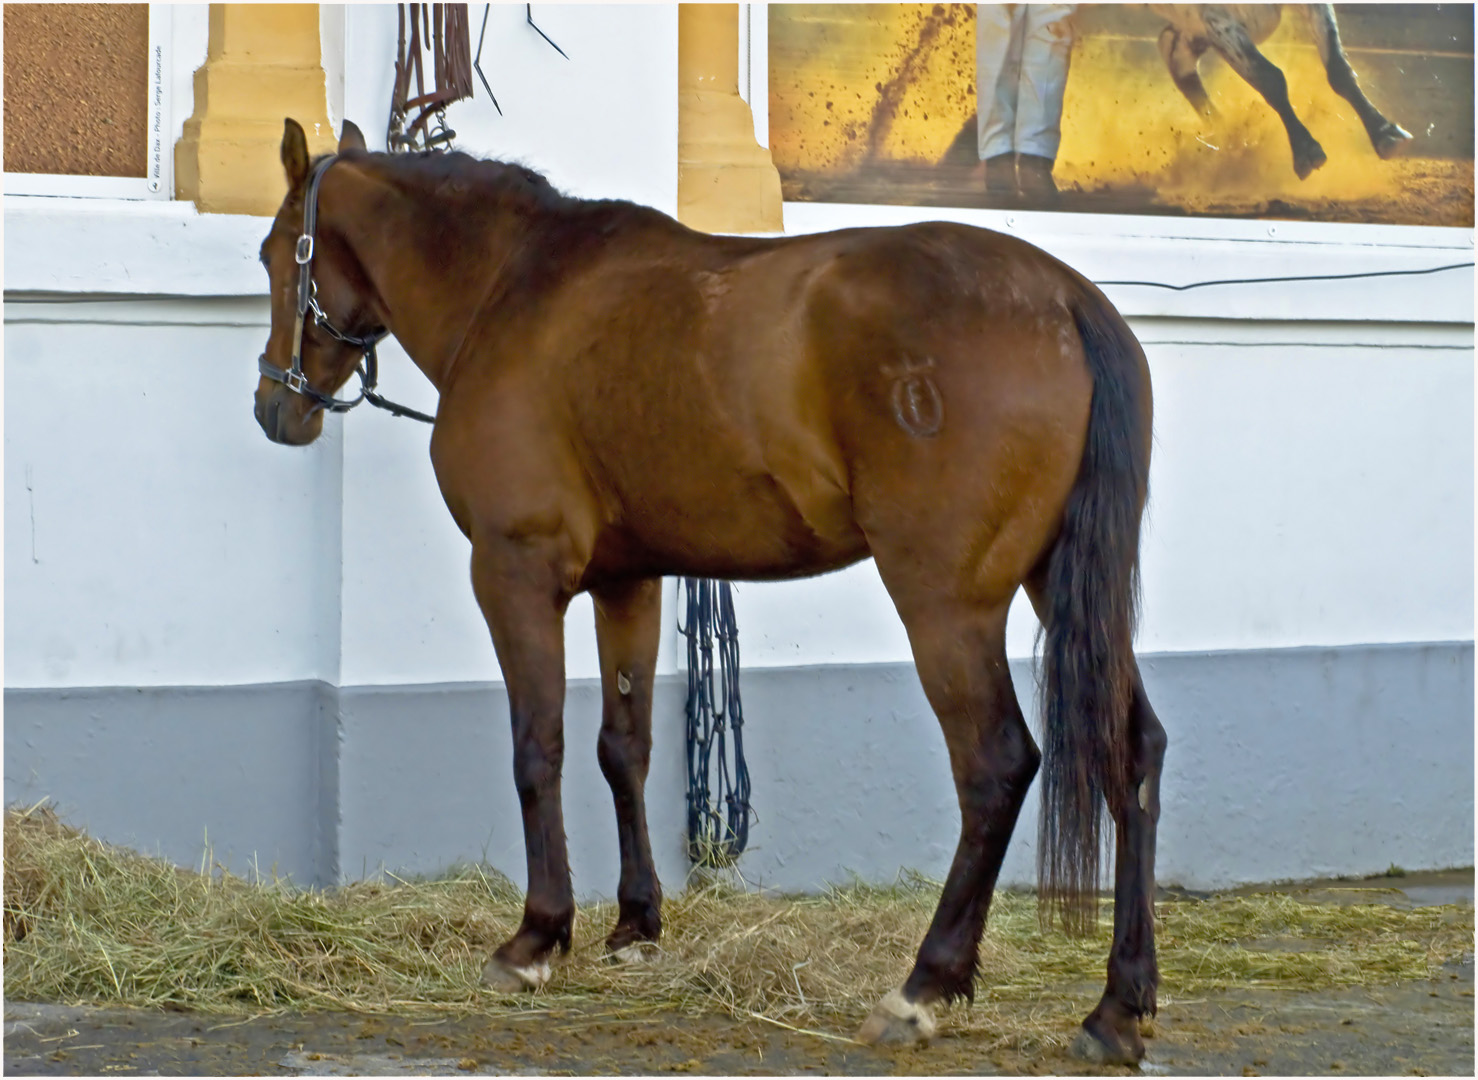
(258, 155), (436, 425)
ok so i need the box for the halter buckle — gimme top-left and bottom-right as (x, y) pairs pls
(285, 368), (308, 394)
(295, 235), (314, 264)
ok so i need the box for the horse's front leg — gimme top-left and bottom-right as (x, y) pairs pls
(470, 539), (576, 993)
(592, 577), (664, 959)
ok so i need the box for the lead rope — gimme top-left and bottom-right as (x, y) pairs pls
(679, 578), (754, 867)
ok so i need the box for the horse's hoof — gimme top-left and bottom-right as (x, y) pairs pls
(1293, 145), (1328, 180)
(1070, 1025), (1143, 1067)
(856, 989), (936, 1045)
(1374, 123), (1413, 160)
(480, 957), (551, 993)
(604, 940), (660, 965)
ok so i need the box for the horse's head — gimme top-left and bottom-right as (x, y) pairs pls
(253, 118), (378, 446)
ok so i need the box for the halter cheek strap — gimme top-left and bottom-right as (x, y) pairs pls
(259, 154), (435, 424)
(288, 155), (336, 380)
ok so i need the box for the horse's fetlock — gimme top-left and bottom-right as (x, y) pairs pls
(521, 899), (575, 953)
(906, 938), (979, 1005)
(1109, 953), (1159, 1017)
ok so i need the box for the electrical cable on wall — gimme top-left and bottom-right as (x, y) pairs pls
(1097, 261), (1473, 291)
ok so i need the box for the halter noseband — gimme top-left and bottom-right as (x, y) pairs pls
(258, 154), (435, 424)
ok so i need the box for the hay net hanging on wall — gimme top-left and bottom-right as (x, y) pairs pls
(679, 578), (754, 867)
(387, 4), (474, 152)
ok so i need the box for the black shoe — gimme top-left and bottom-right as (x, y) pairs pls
(1016, 154), (1060, 208)
(983, 152), (1017, 206)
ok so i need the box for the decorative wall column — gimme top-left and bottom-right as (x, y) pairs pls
(175, 4), (337, 216)
(678, 4), (782, 234)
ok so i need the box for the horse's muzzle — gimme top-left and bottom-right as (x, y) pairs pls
(254, 386), (319, 446)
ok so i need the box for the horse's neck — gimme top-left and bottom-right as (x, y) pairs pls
(328, 164), (497, 392)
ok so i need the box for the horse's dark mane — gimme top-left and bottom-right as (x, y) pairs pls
(347, 148), (674, 236)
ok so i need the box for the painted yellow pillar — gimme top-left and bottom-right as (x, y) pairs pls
(175, 5), (337, 216)
(678, 4), (782, 234)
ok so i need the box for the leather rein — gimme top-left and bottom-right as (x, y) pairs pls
(258, 155), (436, 425)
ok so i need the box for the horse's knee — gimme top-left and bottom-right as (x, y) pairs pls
(597, 724), (650, 785)
(511, 725), (563, 802)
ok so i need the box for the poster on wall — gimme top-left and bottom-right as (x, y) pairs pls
(768, 3), (1475, 226)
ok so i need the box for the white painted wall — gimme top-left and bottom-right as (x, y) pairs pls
(6, 284), (1469, 690)
(338, 3), (678, 213)
(3, 3), (1472, 693)
(3, 301), (341, 689)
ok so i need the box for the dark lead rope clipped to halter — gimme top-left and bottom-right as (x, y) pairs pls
(679, 577), (754, 866)
(258, 154), (436, 425)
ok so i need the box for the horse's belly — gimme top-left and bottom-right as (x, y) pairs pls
(586, 482), (869, 584)
(1151, 3), (1282, 44)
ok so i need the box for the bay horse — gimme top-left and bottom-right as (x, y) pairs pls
(254, 118), (1164, 1065)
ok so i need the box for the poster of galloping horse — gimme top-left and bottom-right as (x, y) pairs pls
(769, 3), (1475, 225)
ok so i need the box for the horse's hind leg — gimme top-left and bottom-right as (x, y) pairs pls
(1202, 8), (1327, 178)
(1307, 3), (1411, 159)
(1073, 665), (1167, 1064)
(1029, 566), (1168, 1063)
(592, 577), (664, 959)
(1158, 26), (1216, 118)
(857, 595), (1040, 1044)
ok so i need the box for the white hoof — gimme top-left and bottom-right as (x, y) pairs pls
(480, 957), (551, 993)
(607, 941), (660, 965)
(856, 988), (937, 1045)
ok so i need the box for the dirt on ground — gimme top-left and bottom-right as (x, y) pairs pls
(6, 873), (1473, 1077)
(780, 157), (1476, 228)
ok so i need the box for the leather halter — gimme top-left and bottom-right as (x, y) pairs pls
(258, 155), (435, 424)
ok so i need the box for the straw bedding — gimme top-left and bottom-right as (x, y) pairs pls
(5, 803), (1470, 1044)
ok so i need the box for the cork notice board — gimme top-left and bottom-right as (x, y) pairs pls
(3, 4), (148, 177)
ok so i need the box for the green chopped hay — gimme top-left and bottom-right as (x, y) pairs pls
(5, 803), (1471, 1041)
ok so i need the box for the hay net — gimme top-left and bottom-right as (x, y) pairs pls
(679, 577), (754, 867)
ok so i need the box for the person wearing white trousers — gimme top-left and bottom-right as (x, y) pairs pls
(976, 4), (1078, 204)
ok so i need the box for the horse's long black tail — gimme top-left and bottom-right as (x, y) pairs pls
(1036, 283), (1152, 934)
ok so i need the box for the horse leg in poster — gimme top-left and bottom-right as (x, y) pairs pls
(1306, 3), (1412, 160)
(472, 541), (575, 992)
(857, 595), (1039, 1044)
(1157, 26), (1216, 118)
(592, 577), (664, 960)
(1202, 9), (1327, 178)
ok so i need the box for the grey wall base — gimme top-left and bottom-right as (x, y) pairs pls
(6, 642), (1473, 894)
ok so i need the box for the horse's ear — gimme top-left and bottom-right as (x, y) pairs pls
(281, 118), (309, 189)
(338, 120), (368, 153)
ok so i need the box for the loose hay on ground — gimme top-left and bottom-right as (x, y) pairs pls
(5, 804), (1471, 1049)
